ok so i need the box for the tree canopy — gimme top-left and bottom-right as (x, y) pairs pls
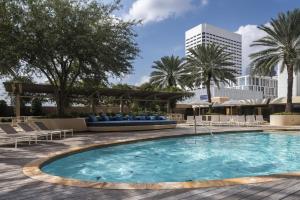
(186, 43), (237, 103)
(0, 0), (139, 116)
(149, 55), (188, 89)
(250, 8), (300, 112)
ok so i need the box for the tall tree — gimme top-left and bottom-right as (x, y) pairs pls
(186, 43), (237, 103)
(0, 0), (139, 116)
(250, 9), (300, 112)
(150, 55), (187, 89)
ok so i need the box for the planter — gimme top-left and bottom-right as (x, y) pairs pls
(31, 118), (88, 132)
(270, 115), (300, 126)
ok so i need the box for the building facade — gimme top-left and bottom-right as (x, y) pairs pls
(228, 75), (278, 99)
(277, 68), (300, 98)
(185, 23), (242, 76)
(180, 87), (263, 104)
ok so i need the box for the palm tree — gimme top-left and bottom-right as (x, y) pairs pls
(186, 43), (237, 103)
(250, 9), (300, 112)
(150, 55), (188, 89)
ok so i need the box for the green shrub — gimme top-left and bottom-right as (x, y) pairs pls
(272, 112), (300, 115)
(31, 98), (43, 116)
(0, 100), (8, 117)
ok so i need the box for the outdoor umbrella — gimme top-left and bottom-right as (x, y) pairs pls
(186, 100), (212, 133)
(222, 100), (243, 115)
(189, 100), (211, 115)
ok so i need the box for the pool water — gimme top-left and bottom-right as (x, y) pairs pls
(42, 132), (300, 183)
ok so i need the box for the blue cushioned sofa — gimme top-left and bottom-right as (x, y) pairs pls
(86, 115), (177, 132)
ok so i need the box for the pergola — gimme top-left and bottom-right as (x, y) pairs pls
(4, 82), (194, 117)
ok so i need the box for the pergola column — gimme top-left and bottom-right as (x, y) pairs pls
(90, 97), (95, 113)
(120, 98), (124, 113)
(15, 93), (21, 118)
(167, 99), (171, 114)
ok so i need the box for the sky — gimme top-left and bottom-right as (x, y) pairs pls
(0, 0), (300, 100)
(112, 0), (300, 85)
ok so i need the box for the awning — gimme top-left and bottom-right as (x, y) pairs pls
(270, 96), (300, 105)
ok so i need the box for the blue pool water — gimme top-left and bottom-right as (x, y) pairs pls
(42, 132), (300, 183)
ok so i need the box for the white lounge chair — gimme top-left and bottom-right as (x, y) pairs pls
(246, 115), (259, 126)
(17, 122), (61, 140)
(255, 115), (266, 125)
(186, 116), (195, 125)
(210, 115), (220, 126)
(0, 124), (37, 148)
(33, 121), (73, 138)
(232, 115), (246, 126)
(219, 115), (233, 126)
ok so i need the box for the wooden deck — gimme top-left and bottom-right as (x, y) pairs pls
(1, 126), (300, 200)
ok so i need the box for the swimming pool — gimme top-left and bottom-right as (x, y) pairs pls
(41, 132), (300, 183)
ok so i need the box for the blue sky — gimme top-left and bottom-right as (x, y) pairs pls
(112, 0), (300, 85)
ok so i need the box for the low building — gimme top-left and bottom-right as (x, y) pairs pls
(227, 75), (278, 99)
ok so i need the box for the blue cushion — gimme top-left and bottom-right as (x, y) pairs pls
(134, 116), (141, 120)
(128, 115), (134, 120)
(97, 116), (105, 121)
(109, 116), (115, 121)
(103, 116), (109, 121)
(159, 116), (167, 120)
(140, 116), (146, 120)
(88, 115), (98, 122)
(115, 116), (123, 121)
(145, 116), (151, 120)
(149, 116), (156, 120)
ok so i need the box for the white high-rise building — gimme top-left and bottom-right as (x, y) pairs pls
(185, 23), (242, 76)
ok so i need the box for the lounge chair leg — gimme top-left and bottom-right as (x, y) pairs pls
(15, 139), (17, 148)
(35, 136), (37, 144)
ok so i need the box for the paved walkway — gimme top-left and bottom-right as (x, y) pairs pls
(1, 126), (300, 200)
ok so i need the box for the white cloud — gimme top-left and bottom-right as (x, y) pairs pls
(235, 24), (267, 74)
(124, 0), (207, 24)
(135, 75), (150, 86)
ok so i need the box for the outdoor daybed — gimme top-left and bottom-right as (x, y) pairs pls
(86, 116), (177, 132)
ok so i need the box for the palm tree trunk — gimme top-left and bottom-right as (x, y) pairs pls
(285, 64), (294, 112)
(206, 82), (212, 112)
(206, 83), (212, 103)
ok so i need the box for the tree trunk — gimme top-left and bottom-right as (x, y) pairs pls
(286, 65), (294, 112)
(206, 82), (212, 103)
(206, 82), (212, 112)
(56, 87), (67, 117)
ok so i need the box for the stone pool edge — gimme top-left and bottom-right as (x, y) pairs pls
(23, 129), (300, 190)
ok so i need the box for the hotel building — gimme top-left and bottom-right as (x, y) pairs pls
(185, 23), (242, 76)
(228, 75), (278, 99)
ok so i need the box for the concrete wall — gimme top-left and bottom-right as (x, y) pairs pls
(32, 118), (88, 132)
(270, 115), (300, 126)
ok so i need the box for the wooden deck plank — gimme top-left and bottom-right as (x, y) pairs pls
(1, 127), (300, 200)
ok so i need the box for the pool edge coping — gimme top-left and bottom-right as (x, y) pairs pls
(23, 129), (300, 190)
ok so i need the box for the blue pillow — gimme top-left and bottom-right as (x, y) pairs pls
(149, 116), (156, 120)
(115, 116), (123, 121)
(140, 116), (146, 120)
(128, 115), (134, 120)
(135, 116), (141, 120)
(88, 115), (98, 122)
(109, 116), (116, 121)
(145, 116), (151, 120)
(103, 116), (109, 121)
(159, 116), (167, 120)
(97, 116), (104, 121)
